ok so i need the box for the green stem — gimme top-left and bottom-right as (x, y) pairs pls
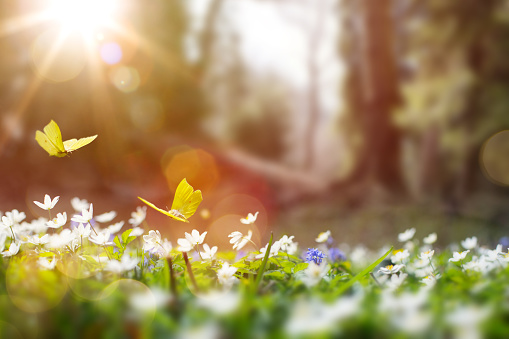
(183, 252), (199, 292)
(167, 256), (178, 297)
(253, 232), (274, 293)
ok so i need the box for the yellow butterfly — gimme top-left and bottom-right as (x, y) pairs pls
(138, 178), (203, 223)
(35, 120), (97, 157)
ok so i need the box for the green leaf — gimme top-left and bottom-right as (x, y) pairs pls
(121, 229), (133, 244)
(265, 271), (285, 279)
(293, 262), (309, 273)
(113, 236), (123, 250)
(333, 246), (393, 297)
(252, 233), (274, 293)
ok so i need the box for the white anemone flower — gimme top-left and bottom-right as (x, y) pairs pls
(200, 244), (218, 260)
(38, 256), (57, 270)
(71, 204), (94, 224)
(301, 262), (330, 286)
(217, 262), (237, 286)
(228, 230), (252, 251)
(34, 194), (59, 211)
(2, 242), (19, 257)
(240, 212), (259, 225)
(28, 234), (50, 246)
(423, 233), (437, 245)
(255, 240), (281, 259)
(106, 221), (124, 234)
(5, 209), (26, 224)
(89, 230), (113, 246)
(128, 206), (147, 227)
(418, 250), (435, 261)
(73, 223), (92, 238)
(379, 264), (405, 275)
(46, 212), (67, 228)
(279, 235), (297, 254)
(105, 254), (139, 273)
(71, 197), (89, 212)
(143, 230), (162, 252)
(391, 249), (410, 264)
(398, 228), (416, 242)
(449, 250), (470, 262)
(315, 230), (331, 243)
(177, 230), (207, 252)
(1, 215), (13, 228)
(461, 236), (478, 250)
(95, 211), (117, 223)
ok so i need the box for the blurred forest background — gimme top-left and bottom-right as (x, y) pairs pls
(0, 0), (509, 249)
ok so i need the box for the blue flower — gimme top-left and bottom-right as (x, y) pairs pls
(328, 248), (346, 262)
(306, 248), (326, 265)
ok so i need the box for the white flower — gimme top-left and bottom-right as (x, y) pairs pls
(421, 275), (438, 288)
(1, 215), (13, 228)
(387, 273), (408, 290)
(301, 262), (329, 286)
(129, 206), (147, 226)
(255, 240), (281, 259)
(71, 197), (89, 212)
(143, 230), (162, 252)
(391, 249), (410, 264)
(34, 194), (59, 211)
(38, 256), (57, 270)
(379, 264), (405, 275)
(228, 230), (252, 251)
(105, 254), (139, 273)
(95, 211), (117, 223)
(279, 235), (297, 254)
(5, 209), (26, 224)
(398, 228), (416, 242)
(46, 212), (67, 228)
(45, 229), (75, 249)
(418, 250), (434, 261)
(423, 233), (437, 245)
(240, 212), (259, 225)
(217, 262), (237, 286)
(73, 223), (91, 238)
(130, 227), (144, 237)
(71, 204), (94, 224)
(89, 230), (113, 246)
(106, 221), (124, 234)
(200, 244), (218, 260)
(315, 230), (331, 243)
(2, 242), (19, 257)
(449, 250), (470, 262)
(177, 230), (207, 252)
(461, 236), (478, 250)
(28, 234), (49, 246)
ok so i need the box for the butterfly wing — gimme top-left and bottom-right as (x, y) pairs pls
(171, 178), (203, 219)
(43, 120), (65, 154)
(35, 130), (64, 157)
(63, 135), (97, 152)
(138, 197), (189, 223)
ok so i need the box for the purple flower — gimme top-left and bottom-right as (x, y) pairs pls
(328, 248), (346, 262)
(306, 248), (326, 265)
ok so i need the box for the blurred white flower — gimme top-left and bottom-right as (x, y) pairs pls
(279, 235), (297, 254)
(255, 240), (281, 259)
(177, 230), (207, 252)
(71, 204), (94, 224)
(398, 228), (416, 242)
(130, 227), (144, 237)
(217, 262), (237, 286)
(423, 233), (437, 245)
(73, 223), (92, 238)
(240, 212), (258, 225)
(71, 197), (90, 212)
(1, 215), (13, 228)
(46, 212), (67, 228)
(105, 254), (139, 273)
(38, 256), (57, 270)
(28, 234), (49, 246)
(446, 305), (491, 339)
(89, 230), (113, 246)
(315, 230), (331, 243)
(5, 209), (26, 224)
(129, 206), (147, 226)
(418, 250), (435, 261)
(196, 290), (240, 315)
(143, 230), (162, 252)
(95, 211), (117, 223)
(391, 249), (410, 264)
(106, 221), (124, 234)
(449, 250), (470, 262)
(387, 273), (408, 290)
(2, 242), (19, 257)
(301, 262), (329, 286)
(421, 275), (438, 288)
(379, 264), (405, 275)
(34, 194), (59, 211)
(228, 230), (252, 251)
(46, 229), (75, 249)
(461, 236), (478, 250)
(200, 244), (217, 260)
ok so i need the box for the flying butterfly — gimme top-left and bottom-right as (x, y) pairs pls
(138, 178), (203, 223)
(35, 120), (97, 157)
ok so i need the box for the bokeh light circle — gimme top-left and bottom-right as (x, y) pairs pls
(6, 257), (68, 313)
(31, 28), (86, 82)
(0, 320), (23, 339)
(109, 66), (140, 92)
(100, 42), (123, 64)
(480, 130), (509, 186)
